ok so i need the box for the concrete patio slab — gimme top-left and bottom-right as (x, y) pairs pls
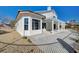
(29, 30), (77, 53)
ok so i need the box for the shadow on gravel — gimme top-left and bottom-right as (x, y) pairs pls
(57, 38), (77, 53)
(69, 37), (77, 41)
(0, 30), (10, 35)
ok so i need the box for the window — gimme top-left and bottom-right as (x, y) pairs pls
(24, 18), (28, 30)
(53, 16), (56, 18)
(32, 19), (40, 30)
(42, 23), (46, 29)
(54, 24), (56, 30)
(60, 25), (61, 29)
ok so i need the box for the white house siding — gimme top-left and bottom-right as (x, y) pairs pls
(42, 12), (57, 20)
(15, 17), (24, 36)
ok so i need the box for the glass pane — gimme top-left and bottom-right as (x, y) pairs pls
(24, 18), (28, 25)
(24, 18), (28, 30)
(32, 19), (40, 30)
(24, 25), (28, 30)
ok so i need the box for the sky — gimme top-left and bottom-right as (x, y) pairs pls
(0, 6), (79, 22)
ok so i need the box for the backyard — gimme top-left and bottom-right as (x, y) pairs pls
(0, 27), (79, 53)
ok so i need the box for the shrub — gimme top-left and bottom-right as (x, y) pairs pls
(22, 36), (27, 39)
(28, 39), (32, 43)
(22, 36), (32, 43)
(0, 30), (8, 34)
(76, 40), (79, 43)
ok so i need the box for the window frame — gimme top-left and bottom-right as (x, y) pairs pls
(24, 18), (28, 30)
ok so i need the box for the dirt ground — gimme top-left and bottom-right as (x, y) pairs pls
(0, 28), (42, 53)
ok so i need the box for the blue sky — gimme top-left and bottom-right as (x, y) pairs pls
(0, 6), (79, 22)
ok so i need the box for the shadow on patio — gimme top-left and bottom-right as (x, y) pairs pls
(57, 38), (77, 53)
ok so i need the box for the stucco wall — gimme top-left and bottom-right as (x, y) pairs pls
(42, 12), (57, 20)
(15, 17), (24, 36)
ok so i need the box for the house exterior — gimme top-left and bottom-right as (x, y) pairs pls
(15, 7), (66, 36)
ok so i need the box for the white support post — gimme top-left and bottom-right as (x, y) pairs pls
(61, 23), (65, 31)
(58, 22), (60, 31)
(52, 20), (54, 34)
(63, 23), (65, 30)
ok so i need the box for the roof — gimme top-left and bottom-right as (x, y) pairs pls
(36, 9), (56, 14)
(36, 10), (53, 14)
(16, 10), (46, 23)
(57, 19), (65, 24)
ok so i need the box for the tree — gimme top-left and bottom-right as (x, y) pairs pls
(2, 16), (12, 24)
(10, 20), (16, 28)
(1, 16), (16, 28)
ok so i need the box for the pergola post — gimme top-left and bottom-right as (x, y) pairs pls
(58, 22), (60, 31)
(62, 23), (65, 30)
(52, 20), (54, 34)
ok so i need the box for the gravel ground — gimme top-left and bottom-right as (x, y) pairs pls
(0, 28), (42, 53)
